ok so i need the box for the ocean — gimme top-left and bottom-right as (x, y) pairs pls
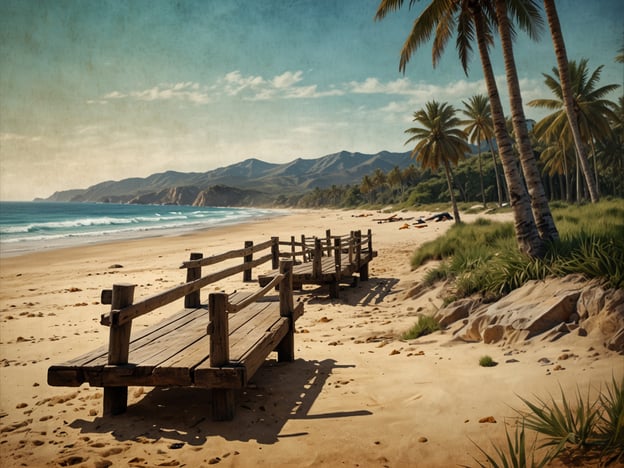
(0, 201), (283, 257)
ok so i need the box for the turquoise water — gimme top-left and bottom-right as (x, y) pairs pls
(0, 202), (282, 256)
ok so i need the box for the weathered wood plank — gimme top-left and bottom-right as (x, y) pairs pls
(180, 239), (275, 268)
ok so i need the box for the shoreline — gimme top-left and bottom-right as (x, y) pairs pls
(1, 207), (620, 467)
(0, 207), (291, 259)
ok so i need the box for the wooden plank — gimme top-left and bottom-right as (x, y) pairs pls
(48, 307), (208, 387)
(180, 239), (275, 268)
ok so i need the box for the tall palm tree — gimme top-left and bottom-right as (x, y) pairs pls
(492, 0), (558, 243)
(542, 0), (599, 202)
(461, 94), (504, 206)
(405, 101), (469, 224)
(528, 59), (619, 200)
(375, 0), (545, 257)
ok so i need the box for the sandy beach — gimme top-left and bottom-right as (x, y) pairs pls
(0, 208), (621, 467)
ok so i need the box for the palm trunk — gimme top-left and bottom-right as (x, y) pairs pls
(543, 0), (599, 203)
(472, 7), (544, 257)
(589, 135), (600, 197)
(487, 137), (504, 206)
(494, 0), (558, 243)
(477, 130), (486, 207)
(444, 161), (461, 224)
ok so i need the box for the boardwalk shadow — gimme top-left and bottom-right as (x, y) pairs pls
(303, 276), (400, 306)
(69, 358), (371, 446)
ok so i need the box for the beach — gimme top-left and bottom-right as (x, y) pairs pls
(0, 208), (621, 467)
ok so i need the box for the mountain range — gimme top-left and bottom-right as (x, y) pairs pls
(44, 150), (415, 206)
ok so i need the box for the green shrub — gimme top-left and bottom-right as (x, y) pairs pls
(479, 355), (497, 367)
(402, 315), (440, 340)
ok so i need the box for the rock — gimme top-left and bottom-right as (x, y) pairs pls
(455, 276), (584, 344)
(479, 416), (497, 423)
(434, 297), (479, 327)
(483, 325), (505, 344)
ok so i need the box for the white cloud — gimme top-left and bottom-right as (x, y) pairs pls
(101, 82), (211, 104)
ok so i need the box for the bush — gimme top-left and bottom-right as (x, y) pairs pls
(402, 315), (440, 340)
(479, 355), (497, 367)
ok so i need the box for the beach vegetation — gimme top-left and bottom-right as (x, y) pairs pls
(479, 355), (497, 367)
(472, 376), (624, 466)
(471, 419), (555, 468)
(402, 315), (440, 340)
(411, 200), (624, 300)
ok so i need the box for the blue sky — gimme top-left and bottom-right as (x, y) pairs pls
(1, 0), (622, 201)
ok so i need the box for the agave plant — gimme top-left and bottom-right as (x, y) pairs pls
(471, 419), (554, 468)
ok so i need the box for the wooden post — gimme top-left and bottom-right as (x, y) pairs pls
(290, 235), (296, 262)
(271, 237), (280, 270)
(301, 234), (308, 262)
(313, 238), (322, 280)
(348, 231), (355, 266)
(185, 252), (203, 308)
(329, 237), (342, 299)
(325, 229), (332, 256)
(355, 230), (362, 270)
(103, 283), (135, 416)
(334, 236), (342, 281)
(360, 229), (372, 281)
(277, 260), (295, 362)
(209, 293), (235, 421)
(243, 241), (253, 282)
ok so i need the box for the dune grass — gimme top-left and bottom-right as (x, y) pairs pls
(411, 199), (624, 300)
(402, 315), (440, 340)
(472, 376), (624, 466)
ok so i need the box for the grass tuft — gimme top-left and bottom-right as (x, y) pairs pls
(479, 355), (497, 367)
(402, 315), (440, 340)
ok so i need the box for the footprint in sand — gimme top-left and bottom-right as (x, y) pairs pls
(0, 419), (32, 433)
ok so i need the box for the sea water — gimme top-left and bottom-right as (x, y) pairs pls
(0, 201), (282, 257)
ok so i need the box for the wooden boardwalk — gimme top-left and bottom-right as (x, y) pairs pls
(48, 244), (303, 421)
(259, 229), (377, 298)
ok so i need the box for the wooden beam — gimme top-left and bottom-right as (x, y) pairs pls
(209, 293), (235, 421)
(103, 283), (135, 416)
(185, 252), (203, 308)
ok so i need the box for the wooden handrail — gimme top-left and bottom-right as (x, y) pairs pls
(101, 252), (274, 326)
(180, 239), (275, 269)
(227, 273), (285, 313)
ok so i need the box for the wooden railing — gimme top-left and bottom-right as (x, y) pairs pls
(97, 238), (281, 415)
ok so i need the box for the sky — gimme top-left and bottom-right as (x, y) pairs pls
(1, 0), (622, 201)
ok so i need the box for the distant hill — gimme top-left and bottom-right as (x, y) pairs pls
(45, 150), (415, 206)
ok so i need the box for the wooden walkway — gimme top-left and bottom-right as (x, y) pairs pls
(48, 245), (303, 421)
(259, 229), (376, 298)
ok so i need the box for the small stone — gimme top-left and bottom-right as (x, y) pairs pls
(208, 457), (221, 464)
(108, 264), (124, 269)
(479, 416), (497, 423)
(389, 349), (400, 356)
(418, 436), (428, 443)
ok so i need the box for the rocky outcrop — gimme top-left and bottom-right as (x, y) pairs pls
(433, 275), (624, 353)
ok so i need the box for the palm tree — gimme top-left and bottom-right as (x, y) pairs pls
(375, 0), (545, 257)
(405, 101), (469, 224)
(542, 0), (599, 202)
(461, 94), (504, 207)
(387, 166), (405, 198)
(528, 59), (619, 200)
(492, 0), (558, 243)
(360, 175), (374, 204)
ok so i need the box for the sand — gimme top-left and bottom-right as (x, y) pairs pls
(0, 208), (621, 467)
